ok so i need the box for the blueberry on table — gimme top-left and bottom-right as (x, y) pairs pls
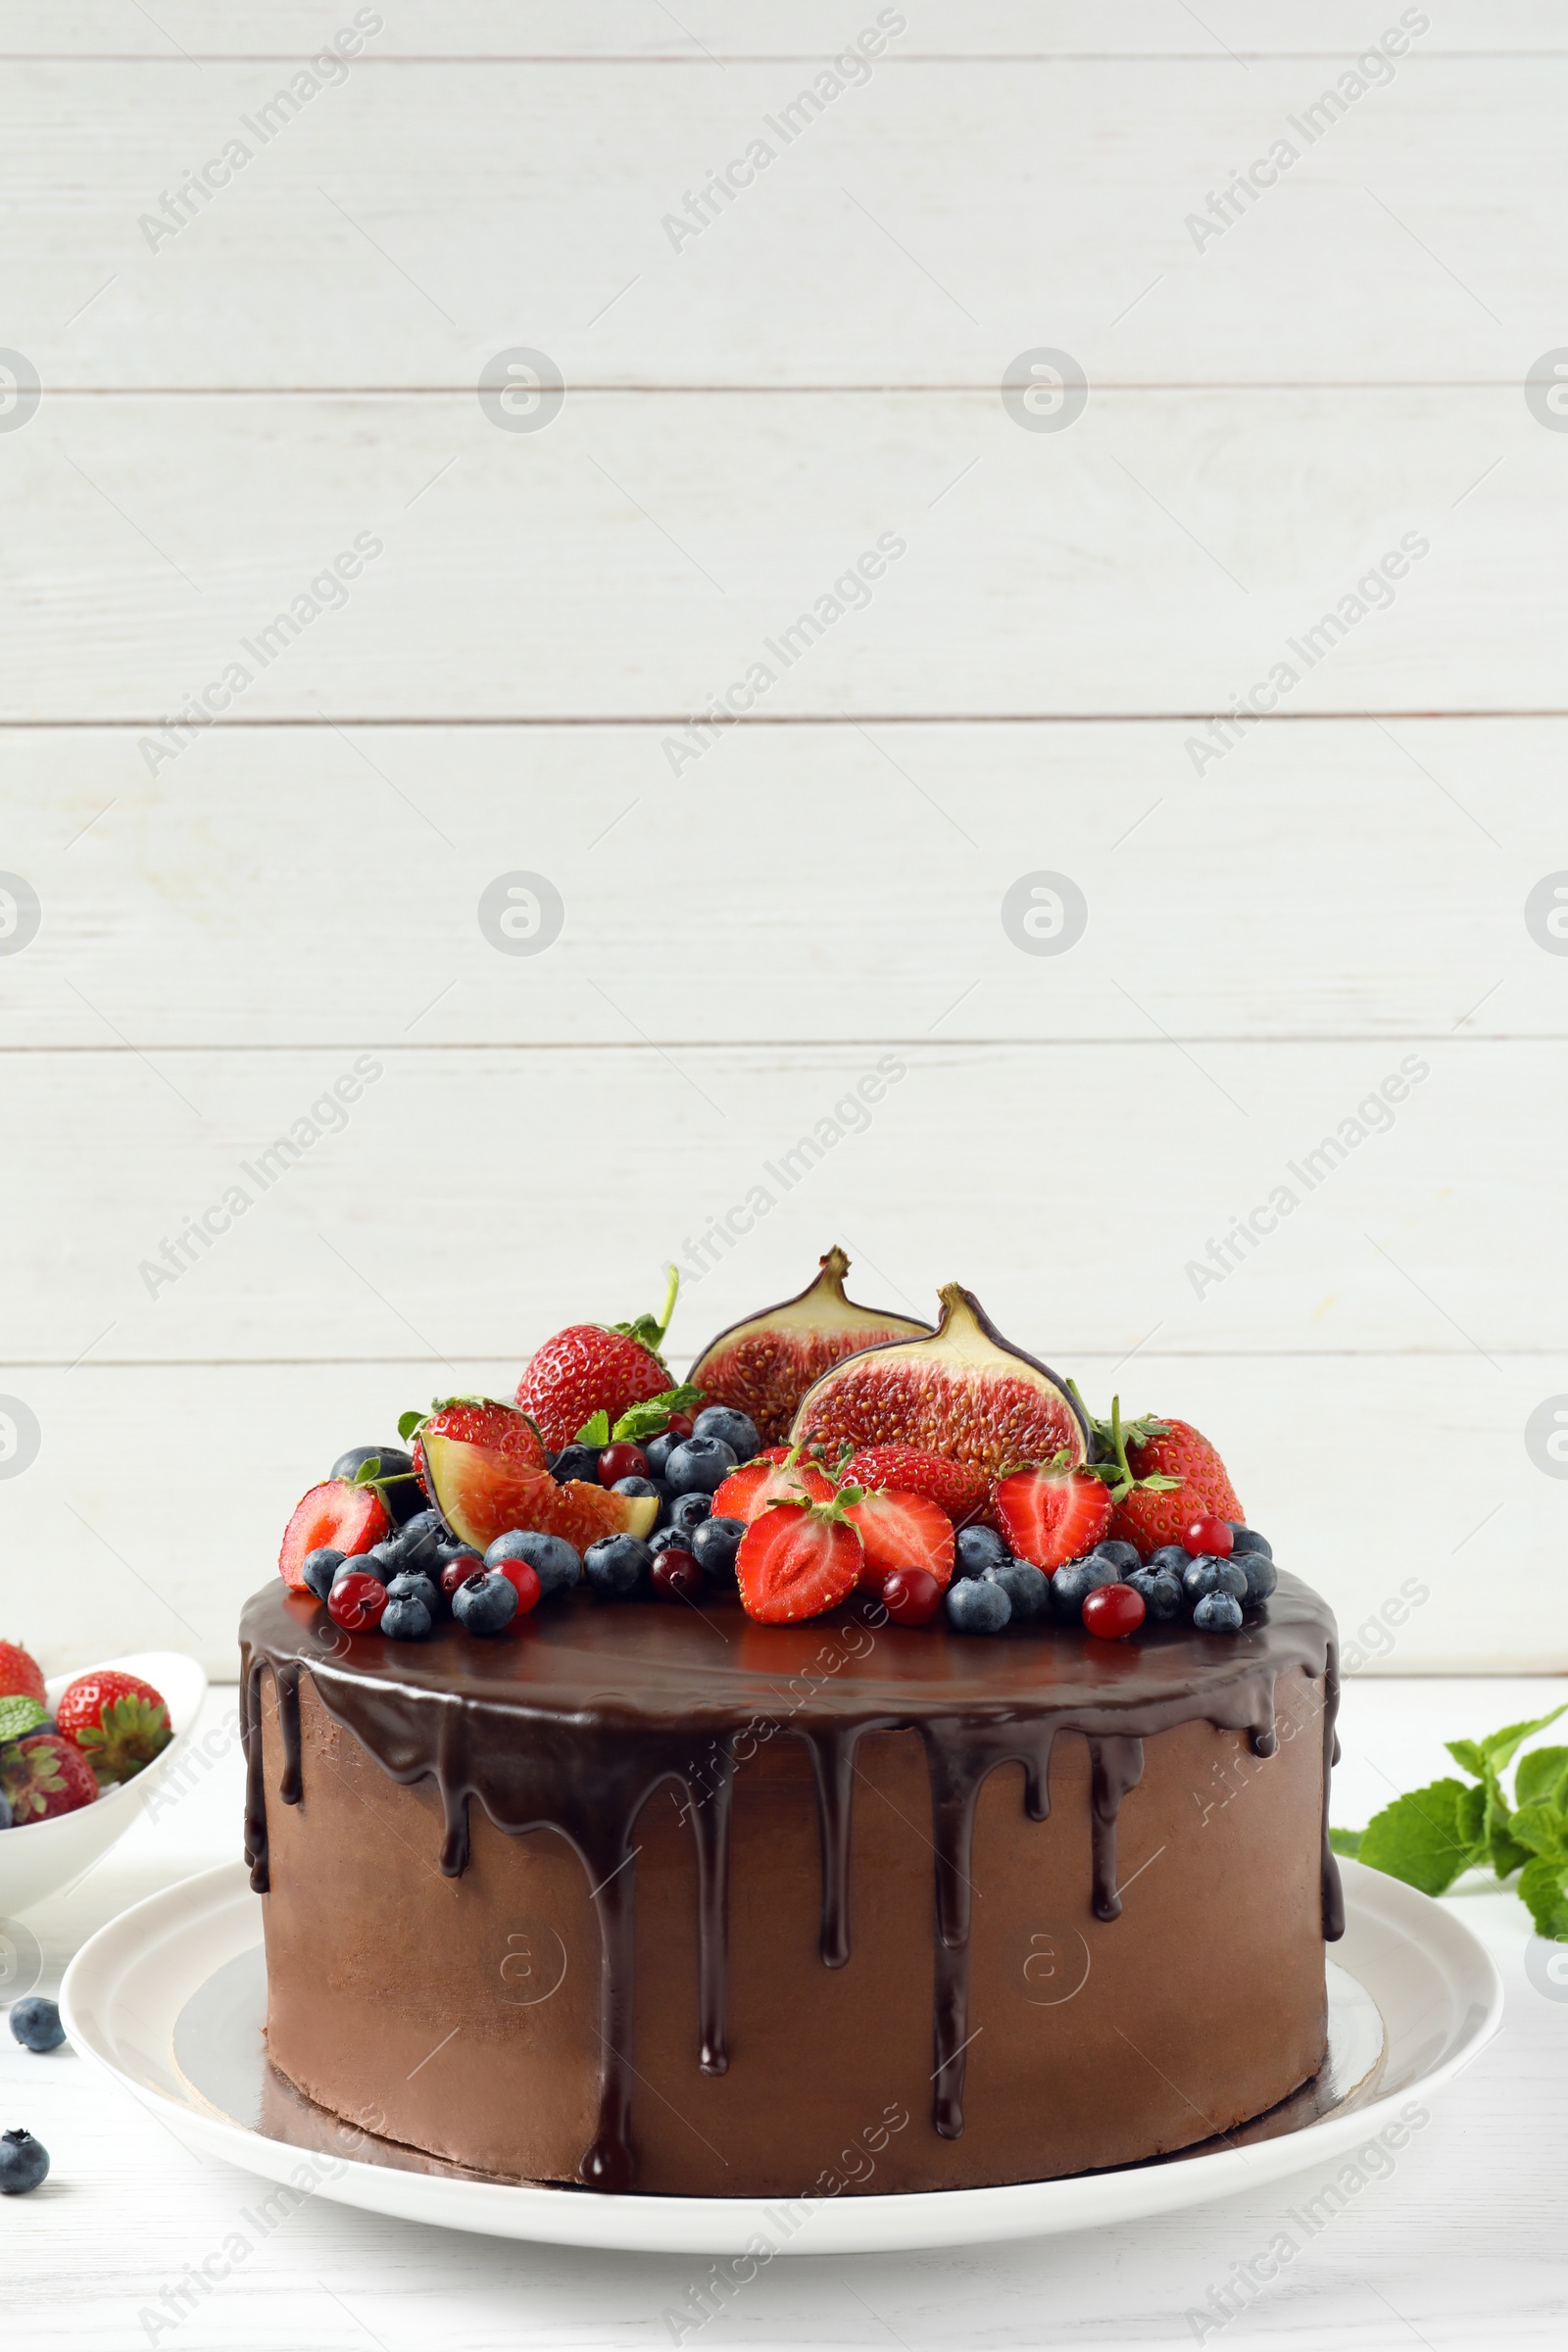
(690, 1515), (744, 1580)
(1228, 1524), (1272, 1558)
(380, 1595), (434, 1642)
(667, 1490), (713, 1535)
(1127, 1568), (1184, 1623)
(485, 1530), (581, 1598)
(552, 1445), (603, 1486)
(1193, 1592), (1244, 1636)
(954, 1525), (1010, 1580)
(0, 2129), (49, 2193)
(301, 1546), (344, 1604)
(663, 1437), (738, 1496)
(450, 1571), (518, 1637)
(984, 1561), (1050, 1623)
(692, 1404), (760, 1462)
(947, 1577), (1011, 1634)
(1182, 1555), (1248, 1605)
(583, 1534), (653, 1597)
(9, 1997), (65, 2053)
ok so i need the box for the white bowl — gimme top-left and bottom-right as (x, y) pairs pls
(0, 1650), (209, 1919)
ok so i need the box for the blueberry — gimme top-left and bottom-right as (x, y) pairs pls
(642, 1431), (679, 1478)
(1127, 1568), (1184, 1623)
(0, 1790), (11, 1831)
(947, 1578), (1011, 1635)
(663, 1437), (738, 1496)
(612, 1475), (662, 1503)
(1092, 1540), (1141, 1574)
(1237, 1551), (1278, 1605)
(1228, 1525), (1273, 1558)
(954, 1525), (1011, 1580)
(9, 1997), (65, 2054)
(0, 2128), (49, 2194)
(1193, 1592), (1244, 1636)
(384, 1570), (439, 1614)
(1051, 1555), (1119, 1623)
(667, 1491), (713, 1536)
(583, 1534), (653, 1597)
(450, 1570), (518, 1637)
(486, 1530), (580, 1598)
(984, 1561), (1049, 1623)
(350, 1544), (395, 1587)
(1182, 1554), (1248, 1605)
(380, 1595), (434, 1642)
(691, 1515), (744, 1581)
(693, 1404), (760, 1462)
(648, 1525), (695, 1558)
(1147, 1544), (1193, 1579)
(552, 1445), (602, 1486)
(385, 1511), (447, 1575)
(330, 1446), (423, 1525)
(301, 1546), (344, 1604)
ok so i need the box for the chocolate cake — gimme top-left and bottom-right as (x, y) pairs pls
(240, 1572), (1341, 2195)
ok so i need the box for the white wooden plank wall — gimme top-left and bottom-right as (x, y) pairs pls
(0, 1), (1563, 1674)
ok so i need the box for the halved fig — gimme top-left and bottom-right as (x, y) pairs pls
(416, 1397), (658, 1553)
(789, 1283), (1088, 1478)
(690, 1247), (933, 1447)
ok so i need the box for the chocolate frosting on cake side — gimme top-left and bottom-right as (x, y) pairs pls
(240, 1574), (1341, 2192)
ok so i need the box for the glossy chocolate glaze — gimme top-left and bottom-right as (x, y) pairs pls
(240, 1572), (1341, 2191)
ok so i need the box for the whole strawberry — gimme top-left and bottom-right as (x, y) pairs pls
(515, 1267), (680, 1449)
(841, 1446), (989, 1529)
(0, 1640), (46, 1707)
(55, 1671), (172, 1786)
(1, 1733), (99, 1822)
(1073, 1391), (1243, 1560)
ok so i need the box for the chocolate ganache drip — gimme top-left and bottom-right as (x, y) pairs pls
(240, 1574), (1341, 2192)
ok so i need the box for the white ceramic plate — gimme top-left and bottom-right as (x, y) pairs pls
(60, 1856), (1500, 2253)
(0, 1652), (209, 1919)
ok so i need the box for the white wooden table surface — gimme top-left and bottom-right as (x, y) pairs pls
(3, 1675), (1564, 2351)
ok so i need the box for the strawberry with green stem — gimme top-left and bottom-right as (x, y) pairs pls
(736, 1484), (866, 1625)
(515, 1266), (688, 1449)
(1068, 1384), (1237, 1561)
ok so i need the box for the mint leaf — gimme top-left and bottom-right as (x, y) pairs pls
(574, 1410), (611, 1447)
(1446, 1738), (1487, 1780)
(1508, 1800), (1568, 1861)
(1518, 1855), (1568, 1940)
(397, 1408), (425, 1443)
(1481, 1704), (1567, 1775)
(1514, 1745), (1568, 1808)
(1328, 1827), (1363, 1858)
(351, 1455), (381, 1486)
(1356, 1778), (1486, 1896)
(1485, 1788), (1531, 1879)
(611, 1385), (706, 1443)
(0, 1694), (46, 1743)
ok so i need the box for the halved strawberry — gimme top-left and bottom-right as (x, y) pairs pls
(278, 1479), (389, 1592)
(736, 1493), (863, 1625)
(411, 1396), (657, 1552)
(843, 1488), (955, 1591)
(842, 1446), (988, 1528)
(712, 1448), (835, 1526)
(994, 1465), (1111, 1571)
(56, 1669), (172, 1786)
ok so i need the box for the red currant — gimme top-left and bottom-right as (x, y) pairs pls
(881, 1567), (943, 1627)
(667, 1410), (697, 1440)
(494, 1558), (542, 1620)
(599, 1441), (650, 1486)
(327, 1570), (388, 1632)
(439, 1552), (482, 1598)
(651, 1548), (702, 1601)
(1185, 1514), (1233, 1557)
(1082, 1583), (1146, 1642)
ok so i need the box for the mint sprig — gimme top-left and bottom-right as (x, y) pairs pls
(573, 1385), (708, 1449)
(1331, 1703), (1568, 1931)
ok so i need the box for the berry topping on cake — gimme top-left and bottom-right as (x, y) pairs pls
(791, 1284), (1087, 1479)
(993, 1463), (1111, 1570)
(984, 1560), (1050, 1623)
(54, 1670), (172, 1785)
(1185, 1512), (1234, 1558)
(663, 1436), (739, 1495)
(409, 1396), (658, 1553)
(327, 1570), (389, 1632)
(1082, 1583), (1147, 1641)
(1074, 1396), (1243, 1561)
(691, 1247), (934, 1447)
(691, 1403), (760, 1461)
(514, 1268), (681, 1447)
(843, 1487), (955, 1591)
(0, 1732), (98, 1822)
(451, 1570), (519, 1637)
(881, 1566), (944, 1626)
(945, 1577), (1010, 1635)
(650, 1547), (703, 1602)
(583, 1535), (653, 1598)
(842, 1445), (989, 1528)
(953, 1524), (1010, 1580)
(278, 1479), (390, 1592)
(0, 1640), (46, 1707)
(598, 1441), (650, 1486)
(735, 1491), (863, 1625)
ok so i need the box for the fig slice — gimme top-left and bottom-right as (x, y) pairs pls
(788, 1283), (1088, 1479)
(689, 1247), (933, 1447)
